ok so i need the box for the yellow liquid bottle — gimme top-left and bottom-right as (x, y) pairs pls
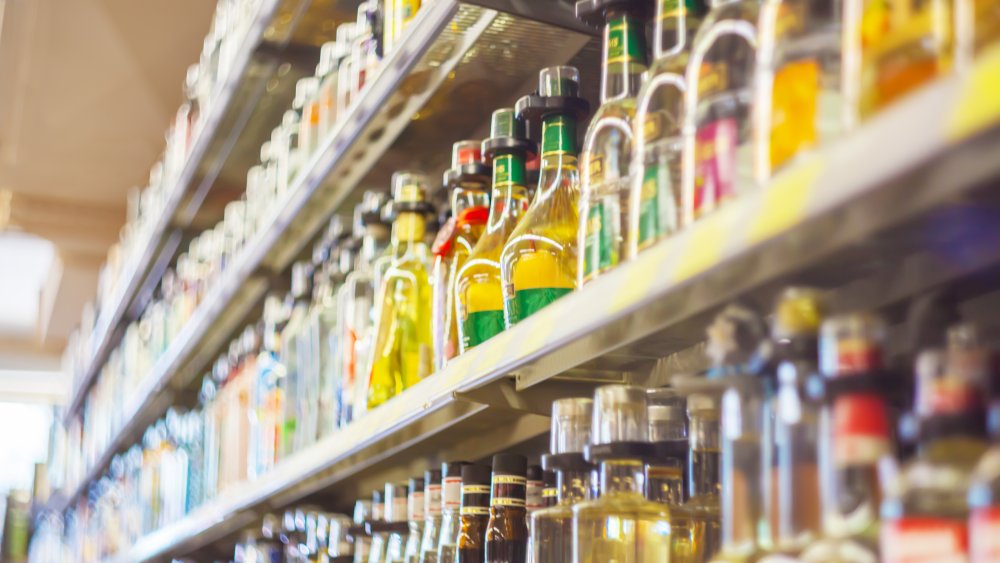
(367, 172), (434, 410)
(577, 3), (650, 284)
(673, 395), (723, 563)
(500, 66), (590, 328)
(431, 141), (490, 371)
(455, 108), (534, 353)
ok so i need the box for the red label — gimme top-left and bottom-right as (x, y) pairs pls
(835, 339), (883, 374)
(431, 217), (457, 256)
(693, 118), (738, 217)
(881, 517), (968, 563)
(832, 394), (890, 464)
(971, 507), (1000, 562)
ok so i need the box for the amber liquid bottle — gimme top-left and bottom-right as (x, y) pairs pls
(485, 453), (529, 563)
(456, 464), (491, 563)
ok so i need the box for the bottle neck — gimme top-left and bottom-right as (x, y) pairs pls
(556, 468), (592, 505)
(361, 226), (390, 262)
(599, 459), (645, 497)
(451, 185), (489, 217)
(654, 0), (699, 59)
(538, 114), (578, 194)
(601, 13), (647, 102)
(487, 151), (530, 233)
(391, 212), (426, 251)
(688, 413), (721, 498)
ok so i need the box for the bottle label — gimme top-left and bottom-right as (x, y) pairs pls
(638, 164), (662, 248)
(461, 310), (505, 349)
(881, 518), (968, 563)
(971, 507), (1000, 562)
(491, 474), (527, 508)
(769, 58), (819, 171)
(409, 491), (425, 521)
(526, 479), (544, 510)
(606, 15), (645, 64)
(494, 154), (525, 187)
(588, 154), (605, 185)
(398, 0), (420, 23)
(698, 62), (729, 97)
(425, 484), (442, 516)
(461, 506), (490, 516)
(391, 497), (408, 522)
(541, 116), (576, 156)
(443, 476), (462, 510)
(693, 117), (739, 217)
(506, 288), (572, 325)
(832, 394), (890, 464)
(582, 200), (618, 280)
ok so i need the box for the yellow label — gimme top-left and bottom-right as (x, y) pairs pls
(493, 475), (526, 485)
(466, 280), (504, 314)
(511, 252), (574, 291)
(770, 59), (820, 170)
(462, 485), (490, 494)
(588, 154), (605, 183)
(947, 43), (1000, 140)
(698, 62), (728, 97)
(749, 156), (823, 244)
(644, 112), (665, 141)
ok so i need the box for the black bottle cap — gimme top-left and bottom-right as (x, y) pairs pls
(425, 468), (442, 485)
(409, 477), (425, 492)
(461, 464), (492, 486)
(543, 470), (557, 487)
(527, 464), (543, 481)
(515, 66), (590, 124)
(584, 442), (656, 463)
(542, 452), (593, 472)
(442, 461), (469, 479)
(482, 107), (537, 161)
(492, 453), (528, 476)
(371, 489), (383, 504)
(575, 0), (653, 28)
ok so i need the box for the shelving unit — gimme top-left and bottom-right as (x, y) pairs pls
(113, 44), (1000, 560)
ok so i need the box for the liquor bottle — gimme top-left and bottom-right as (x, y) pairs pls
(436, 461), (468, 563)
(369, 490), (388, 563)
(646, 389), (688, 507)
(880, 324), (991, 562)
(456, 464), (492, 562)
(352, 500), (374, 563)
(527, 465), (545, 513)
(419, 468), (443, 563)
(279, 262), (315, 458)
(368, 172), (434, 410)
(542, 470), (558, 508)
(670, 395), (722, 562)
(305, 239), (340, 440)
(330, 513), (356, 560)
(500, 67), (590, 327)
(455, 108), (535, 354)
(337, 192), (391, 427)
(575, 0), (651, 283)
(319, 24), (355, 141)
(485, 454), (529, 562)
(573, 385), (671, 561)
(253, 294), (286, 478)
(404, 477), (425, 563)
(629, 0), (707, 254)
(350, 3), (380, 102)
(799, 312), (890, 562)
(682, 0), (762, 222)
(385, 483), (410, 562)
(758, 287), (826, 558)
(532, 398), (594, 562)
(431, 140), (491, 370)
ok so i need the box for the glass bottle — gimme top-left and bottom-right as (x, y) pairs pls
(646, 389), (688, 507)
(670, 394), (722, 563)
(254, 293), (286, 478)
(969, 356), (1000, 563)
(800, 312), (890, 562)
(455, 108), (534, 354)
(280, 261), (317, 458)
(330, 513), (356, 560)
(880, 324), (991, 562)
(305, 239), (340, 441)
(457, 464), (492, 562)
(573, 385), (672, 561)
(319, 24), (355, 142)
(367, 172), (434, 410)
(436, 461), (467, 563)
(682, 0), (762, 222)
(369, 490), (388, 563)
(486, 453), (529, 562)
(542, 470), (558, 508)
(419, 468), (443, 563)
(405, 477), (425, 563)
(500, 67), (590, 328)
(531, 398), (594, 562)
(527, 465), (545, 513)
(576, 2), (650, 283)
(352, 500), (374, 563)
(385, 483), (410, 562)
(351, 3), (380, 103)
(431, 140), (491, 371)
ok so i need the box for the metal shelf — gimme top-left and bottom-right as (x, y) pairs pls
(114, 48), (1000, 561)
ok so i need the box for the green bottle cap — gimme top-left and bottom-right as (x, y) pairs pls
(539, 66), (580, 97)
(490, 108), (523, 139)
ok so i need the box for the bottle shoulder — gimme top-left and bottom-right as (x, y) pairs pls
(573, 493), (671, 520)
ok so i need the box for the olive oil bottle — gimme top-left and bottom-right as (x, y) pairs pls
(455, 108), (535, 353)
(500, 66), (590, 328)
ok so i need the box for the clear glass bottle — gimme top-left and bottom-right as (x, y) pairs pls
(279, 261), (316, 459)
(457, 464), (492, 563)
(253, 293), (286, 479)
(500, 67), (590, 328)
(351, 3), (380, 102)
(320, 24), (354, 141)
(573, 385), (672, 561)
(436, 461), (467, 563)
(577, 2), (650, 284)
(485, 453), (529, 562)
(670, 394), (722, 563)
(386, 482), (410, 562)
(646, 389), (688, 507)
(532, 397), (595, 562)
(367, 172), (433, 410)
(369, 490), (388, 563)
(419, 468), (443, 563)
(455, 108), (534, 354)
(306, 235), (346, 440)
(682, 0), (762, 222)
(353, 500), (374, 563)
(880, 324), (990, 562)
(431, 140), (491, 371)
(405, 477), (425, 563)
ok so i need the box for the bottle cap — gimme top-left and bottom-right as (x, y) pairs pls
(591, 385), (648, 445)
(540, 66), (580, 97)
(482, 107), (536, 160)
(515, 66), (590, 123)
(316, 41), (339, 76)
(388, 171), (433, 216)
(291, 261), (313, 299)
(550, 398), (593, 454)
(424, 468), (442, 485)
(461, 464), (492, 486)
(451, 140), (482, 168)
(491, 453), (527, 476)
(409, 477), (424, 492)
(647, 388), (686, 442)
(527, 464), (543, 482)
(444, 140), (491, 190)
(294, 77), (320, 109)
(772, 287), (825, 340)
(442, 460), (468, 479)
(705, 304), (768, 375)
(359, 190), (390, 227)
(687, 393), (719, 416)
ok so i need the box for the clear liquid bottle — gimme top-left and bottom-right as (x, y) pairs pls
(419, 468), (443, 563)
(672, 395), (723, 563)
(436, 461), (468, 563)
(369, 490), (388, 563)
(280, 261), (318, 458)
(576, 0), (651, 284)
(253, 293), (286, 478)
(367, 172), (434, 410)
(431, 140), (490, 371)
(646, 389), (688, 508)
(319, 24), (354, 141)
(455, 108), (535, 354)
(386, 482), (411, 563)
(404, 477), (426, 563)
(531, 398), (595, 563)
(500, 67), (590, 328)
(682, 0), (762, 222)
(573, 385), (672, 562)
(352, 500), (374, 563)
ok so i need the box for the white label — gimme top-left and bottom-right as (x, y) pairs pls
(425, 484), (442, 517)
(443, 477), (462, 509)
(408, 491), (425, 521)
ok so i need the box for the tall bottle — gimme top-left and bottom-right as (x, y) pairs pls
(573, 385), (671, 561)
(404, 477), (425, 563)
(486, 453), (529, 562)
(456, 464), (492, 562)
(576, 0), (650, 283)
(880, 324), (991, 562)
(646, 389), (688, 507)
(352, 500), (374, 563)
(969, 340), (1000, 563)
(419, 468), (443, 563)
(436, 461), (467, 562)
(671, 395), (722, 562)
(431, 140), (491, 370)
(629, 0), (707, 254)
(253, 293), (287, 478)
(306, 238), (342, 440)
(682, 0), (762, 222)
(532, 398), (595, 562)
(385, 482), (410, 563)
(542, 470), (558, 508)
(500, 67), (590, 328)
(279, 262), (314, 459)
(368, 172), (434, 410)
(526, 465), (545, 514)
(369, 489), (388, 563)
(456, 108), (535, 354)
(800, 312), (890, 562)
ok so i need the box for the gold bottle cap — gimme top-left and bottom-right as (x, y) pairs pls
(772, 287), (826, 339)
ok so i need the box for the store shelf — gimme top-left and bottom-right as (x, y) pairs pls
(113, 49), (1000, 561)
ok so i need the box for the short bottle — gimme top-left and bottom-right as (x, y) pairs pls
(456, 464), (492, 562)
(645, 389), (688, 507)
(486, 453), (529, 562)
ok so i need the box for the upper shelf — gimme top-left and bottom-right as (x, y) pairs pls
(113, 46), (1000, 562)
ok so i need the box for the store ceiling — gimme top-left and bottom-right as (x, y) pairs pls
(0, 0), (214, 392)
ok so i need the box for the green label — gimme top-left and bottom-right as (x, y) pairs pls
(583, 201), (618, 279)
(607, 16), (645, 64)
(541, 116), (576, 156)
(660, 0), (698, 17)
(505, 287), (572, 325)
(638, 165), (661, 247)
(462, 310), (506, 349)
(493, 153), (526, 186)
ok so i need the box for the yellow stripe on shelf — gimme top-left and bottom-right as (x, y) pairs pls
(609, 241), (671, 314)
(673, 208), (733, 283)
(749, 156), (823, 244)
(947, 44), (1000, 141)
